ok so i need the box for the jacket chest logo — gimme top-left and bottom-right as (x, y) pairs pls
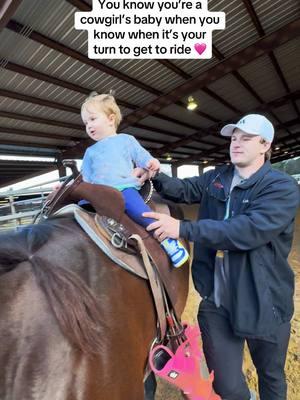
(213, 182), (224, 189)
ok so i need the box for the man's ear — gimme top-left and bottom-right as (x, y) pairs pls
(261, 140), (271, 154)
(265, 141), (271, 151)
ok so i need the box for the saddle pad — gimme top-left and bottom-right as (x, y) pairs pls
(74, 208), (148, 280)
(53, 203), (83, 217)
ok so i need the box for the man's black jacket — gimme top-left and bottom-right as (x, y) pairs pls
(153, 161), (299, 338)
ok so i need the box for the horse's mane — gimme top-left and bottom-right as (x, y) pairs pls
(0, 218), (104, 355)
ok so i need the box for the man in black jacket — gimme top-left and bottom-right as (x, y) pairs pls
(138, 114), (299, 400)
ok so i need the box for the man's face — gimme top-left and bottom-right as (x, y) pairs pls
(230, 128), (270, 167)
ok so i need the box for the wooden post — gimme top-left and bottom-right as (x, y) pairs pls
(171, 164), (178, 178)
(8, 195), (18, 227)
(198, 165), (204, 176)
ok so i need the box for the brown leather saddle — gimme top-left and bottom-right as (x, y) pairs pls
(40, 168), (189, 339)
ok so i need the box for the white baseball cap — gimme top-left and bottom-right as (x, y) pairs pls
(220, 114), (274, 142)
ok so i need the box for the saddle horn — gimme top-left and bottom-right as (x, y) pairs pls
(62, 159), (79, 178)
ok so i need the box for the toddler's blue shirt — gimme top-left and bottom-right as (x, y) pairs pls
(81, 133), (153, 190)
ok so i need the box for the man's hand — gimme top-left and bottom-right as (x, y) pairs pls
(143, 211), (180, 241)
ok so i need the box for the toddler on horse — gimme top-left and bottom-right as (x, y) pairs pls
(80, 92), (189, 268)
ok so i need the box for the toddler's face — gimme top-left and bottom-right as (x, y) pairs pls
(81, 108), (116, 141)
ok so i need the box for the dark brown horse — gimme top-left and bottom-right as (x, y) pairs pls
(0, 214), (189, 400)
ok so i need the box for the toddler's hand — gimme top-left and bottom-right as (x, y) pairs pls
(146, 159), (160, 177)
(132, 167), (150, 184)
(52, 182), (63, 191)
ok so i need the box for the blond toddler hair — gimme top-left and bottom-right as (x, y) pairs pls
(81, 92), (122, 129)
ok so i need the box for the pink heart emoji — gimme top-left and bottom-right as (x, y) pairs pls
(194, 43), (206, 56)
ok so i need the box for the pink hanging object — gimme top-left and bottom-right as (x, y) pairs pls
(149, 324), (221, 400)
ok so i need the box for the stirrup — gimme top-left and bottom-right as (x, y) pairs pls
(149, 324), (221, 400)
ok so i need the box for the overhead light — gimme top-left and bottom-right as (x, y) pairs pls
(166, 154), (172, 161)
(275, 146), (280, 151)
(284, 151), (288, 154)
(203, 160), (208, 164)
(187, 96), (198, 111)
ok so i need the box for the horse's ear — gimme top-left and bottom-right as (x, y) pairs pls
(0, 225), (49, 273)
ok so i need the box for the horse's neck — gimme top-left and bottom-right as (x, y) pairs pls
(149, 199), (170, 216)
(0, 219), (155, 399)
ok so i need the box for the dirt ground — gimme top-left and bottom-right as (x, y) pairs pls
(156, 207), (300, 400)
